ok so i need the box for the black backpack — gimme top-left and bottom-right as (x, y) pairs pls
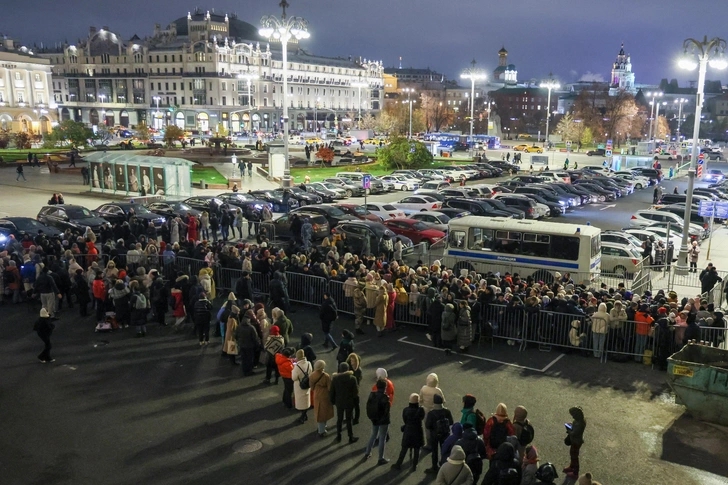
(296, 364), (310, 390)
(498, 468), (520, 485)
(488, 417), (508, 449)
(366, 391), (380, 421)
(465, 451), (483, 476)
(518, 422), (535, 446)
(434, 414), (451, 442)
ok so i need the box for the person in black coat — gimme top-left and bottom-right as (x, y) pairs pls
(482, 442), (521, 485)
(427, 291), (444, 348)
(297, 332), (317, 363)
(193, 292), (213, 345)
(235, 271), (254, 303)
(392, 393), (426, 472)
(424, 394), (454, 474)
(330, 362), (360, 444)
(364, 378), (391, 465)
(72, 269), (91, 316)
(34, 308), (55, 363)
(455, 422), (486, 482)
(320, 292), (339, 348)
(269, 271), (289, 313)
(235, 316), (261, 376)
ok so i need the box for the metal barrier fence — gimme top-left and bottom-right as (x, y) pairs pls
(700, 280), (724, 307)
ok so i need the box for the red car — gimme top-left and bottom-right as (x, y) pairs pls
(382, 218), (446, 247)
(334, 203), (383, 222)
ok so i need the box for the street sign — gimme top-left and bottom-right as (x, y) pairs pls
(566, 141), (572, 147)
(362, 175), (371, 189)
(699, 200), (728, 218)
(605, 149), (612, 157)
(698, 153), (705, 160)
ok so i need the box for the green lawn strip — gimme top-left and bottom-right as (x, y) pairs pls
(191, 165), (228, 185)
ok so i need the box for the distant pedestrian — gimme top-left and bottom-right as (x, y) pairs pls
(564, 158), (570, 170)
(247, 160), (253, 177)
(69, 152), (76, 167)
(330, 362), (360, 444)
(34, 308), (55, 363)
(563, 406), (586, 479)
(16, 163), (26, 181)
(81, 166), (90, 184)
(320, 292), (339, 349)
(391, 393), (425, 472)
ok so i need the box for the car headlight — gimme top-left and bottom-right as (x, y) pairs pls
(0, 234), (6, 242)
(559, 201), (566, 205)
(160, 217), (166, 222)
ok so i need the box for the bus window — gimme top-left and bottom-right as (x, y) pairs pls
(551, 235), (580, 261)
(494, 230), (521, 254)
(522, 233), (550, 257)
(590, 236), (600, 259)
(468, 228), (493, 251)
(449, 230), (465, 248)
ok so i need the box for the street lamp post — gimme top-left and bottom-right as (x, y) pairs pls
(676, 35), (727, 271)
(647, 91), (663, 140)
(259, 0), (310, 187)
(654, 101), (666, 140)
(460, 68), (486, 151)
(486, 99), (493, 136)
(539, 80), (560, 148)
(402, 88), (415, 139)
(352, 81), (367, 129)
(237, 73), (258, 136)
(675, 98), (688, 141)
(313, 96), (320, 133)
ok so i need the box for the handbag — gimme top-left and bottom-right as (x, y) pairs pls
(564, 434), (571, 446)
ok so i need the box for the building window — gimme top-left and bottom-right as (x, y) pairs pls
(34, 73), (41, 82)
(222, 96), (226, 105)
(37, 93), (43, 104)
(14, 72), (21, 80)
(222, 82), (226, 91)
(164, 55), (168, 62)
(17, 92), (24, 103)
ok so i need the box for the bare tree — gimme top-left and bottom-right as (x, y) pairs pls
(421, 94), (453, 132)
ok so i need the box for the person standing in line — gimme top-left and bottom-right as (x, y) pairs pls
(36, 266), (62, 318)
(391, 393), (425, 472)
(330, 362), (360, 444)
(129, 280), (148, 338)
(16, 163), (26, 181)
(263, 325), (284, 384)
(419, 372), (446, 451)
(310, 359), (334, 437)
(193, 291), (212, 346)
(236, 309), (261, 376)
(72, 268), (91, 317)
(424, 394), (453, 474)
(434, 445), (472, 485)
(688, 241), (700, 273)
(363, 378), (391, 465)
(292, 349), (313, 424)
(353, 282), (368, 335)
(276, 347), (295, 409)
(563, 406), (586, 479)
(34, 308), (55, 363)
(233, 208), (244, 240)
(320, 291), (339, 348)
(220, 209), (231, 241)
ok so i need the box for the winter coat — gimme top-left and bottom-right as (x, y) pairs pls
(609, 303), (627, 329)
(109, 284), (131, 321)
(370, 378), (395, 407)
(386, 290), (396, 329)
(441, 304), (458, 341)
(483, 414), (516, 458)
(330, 371), (359, 409)
(567, 406), (586, 446)
(224, 315), (239, 355)
(367, 389), (391, 426)
(353, 286), (367, 317)
(235, 276), (254, 303)
(73, 274), (91, 304)
(319, 297), (338, 332)
(456, 428), (487, 471)
(457, 306), (473, 348)
(419, 373), (445, 415)
(373, 291), (388, 329)
(435, 452), (472, 485)
(441, 422), (464, 465)
(590, 303), (611, 335)
(689, 245), (700, 263)
(275, 353), (294, 379)
(482, 442), (521, 485)
(130, 292), (148, 326)
(400, 402), (426, 449)
(198, 267), (215, 299)
(310, 370), (334, 423)
(92, 278), (106, 300)
(274, 314), (293, 347)
(235, 321), (260, 350)
(292, 358), (313, 410)
(569, 320), (585, 347)
(170, 288), (185, 318)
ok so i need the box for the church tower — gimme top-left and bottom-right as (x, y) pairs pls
(493, 46), (517, 85)
(609, 43), (636, 96)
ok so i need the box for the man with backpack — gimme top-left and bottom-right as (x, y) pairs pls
(460, 394), (486, 437)
(454, 422), (486, 483)
(483, 403), (516, 460)
(424, 394), (453, 474)
(512, 405), (534, 460)
(363, 379), (391, 465)
(129, 280), (148, 337)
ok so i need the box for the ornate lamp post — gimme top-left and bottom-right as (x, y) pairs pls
(259, 0), (310, 187)
(402, 88), (416, 139)
(461, 64), (486, 151)
(674, 98), (688, 141)
(351, 81), (368, 129)
(539, 80), (560, 147)
(676, 36), (727, 271)
(646, 91), (663, 140)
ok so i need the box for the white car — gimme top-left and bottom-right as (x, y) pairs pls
(600, 231), (643, 250)
(371, 176), (395, 192)
(540, 171), (572, 183)
(629, 209), (685, 228)
(363, 203), (407, 220)
(393, 195), (443, 214)
(415, 181), (451, 195)
(600, 242), (644, 276)
(612, 171), (649, 189)
(624, 228), (682, 250)
(380, 175), (418, 191)
(409, 211), (450, 232)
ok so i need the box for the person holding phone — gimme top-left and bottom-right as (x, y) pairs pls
(563, 406), (586, 479)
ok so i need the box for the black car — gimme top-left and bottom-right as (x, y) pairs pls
(302, 183), (339, 202)
(514, 186), (572, 208)
(146, 201), (202, 219)
(95, 203), (166, 227)
(498, 180), (527, 190)
(283, 187), (323, 206)
(487, 160), (520, 172)
(0, 217), (62, 240)
(631, 167), (662, 183)
(332, 220), (413, 254)
(581, 178), (625, 197)
(518, 192), (564, 217)
(183, 196), (230, 216)
(511, 175), (549, 184)
(442, 198), (513, 218)
(477, 198), (526, 219)
(550, 182), (593, 204)
(217, 193), (272, 219)
(572, 182), (616, 201)
(434, 208), (472, 219)
(290, 204), (357, 228)
(37, 204), (108, 234)
(586, 148), (606, 156)
(476, 163), (504, 177)
(250, 190), (300, 212)
(491, 195), (540, 219)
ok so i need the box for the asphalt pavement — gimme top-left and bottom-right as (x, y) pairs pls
(0, 299), (726, 485)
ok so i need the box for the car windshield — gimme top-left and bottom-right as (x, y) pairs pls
(382, 204), (398, 211)
(352, 206), (366, 215)
(435, 214), (450, 223)
(423, 182), (439, 189)
(322, 183), (338, 190)
(173, 203), (193, 211)
(412, 222), (431, 231)
(66, 208), (92, 218)
(325, 206), (345, 216)
(129, 205), (152, 214)
(12, 218), (45, 230)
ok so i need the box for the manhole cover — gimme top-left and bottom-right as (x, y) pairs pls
(233, 439), (263, 454)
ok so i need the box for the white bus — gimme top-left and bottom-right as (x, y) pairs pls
(443, 216), (601, 283)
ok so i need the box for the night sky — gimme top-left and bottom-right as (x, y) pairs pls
(5, 0), (727, 87)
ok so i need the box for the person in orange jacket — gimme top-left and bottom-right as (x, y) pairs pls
(92, 272), (106, 323)
(276, 347), (295, 409)
(371, 367), (395, 407)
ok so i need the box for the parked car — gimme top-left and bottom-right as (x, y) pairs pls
(335, 172), (386, 194)
(95, 202), (166, 227)
(487, 160), (520, 173)
(515, 192), (564, 217)
(513, 186), (573, 208)
(600, 241), (643, 276)
(511, 175), (549, 184)
(310, 182), (347, 200)
(572, 181), (616, 201)
(37, 205), (108, 234)
(442, 198), (513, 218)
(491, 194), (543, 219)
(475, 197), (526, 219)
(290, 204), (357, 228)
(612, 171), (650, 189)
(393, 195), (443, 214)
(276, 187), (321, 206)
(600, 230), (643, 250)
(540, 171), (572, 183)
(586, 148), (606, 156)
(183, 196), (233, 216)
(363, 203), (407, 220)
(217, 193), (272, 219)
(263, 212), (330, 241)
(332, 220), (413, 254)
(379, 175), (418, 191)
(415, 181), (451, 195)
(323, 177), (365, 197)
(0, 217), (62, 240)
(434, 208), (472, 220)
(408, 211), (450, 232)
(704, 169), (725, 183)
(630, 167), (662, 183)
(333, 203), (383, 222)
(382, 219), (446, 247)
(250, 190), (300, 212)
(624, 227), (682, 250)
(146, 201), (202, 219)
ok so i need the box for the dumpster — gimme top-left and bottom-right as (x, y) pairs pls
(667, 343), (728, 426)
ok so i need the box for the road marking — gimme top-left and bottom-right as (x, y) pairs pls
(356, 339), (372, 346)
(600, 204), (617, 210)
(540, 353), (566, 372)
(397, 336), (546, 372)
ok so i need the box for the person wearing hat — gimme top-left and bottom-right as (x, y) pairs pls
(329, 362), (360, 444)
(424, 393), (454, 474)
(236, 307), (261, 376)
(310, 360), (334, 437)
(193, 291), (213, 346)
(72, 268), (91, 317)
(234, 271), (254, 304)
(34, 308), (55, 363)
(434, 444), (472, 485)
(263, 326), (284, 384)
(563, 406), (586, 478)
(292, 349), (313, 424)
(521, 444), (540, 485)
(688, 240), (700, 273)
(391, 393), (425, 472)
(483, 403), (516, 460)
(353, 282), (368, 334)
(223, 305), (241, 365)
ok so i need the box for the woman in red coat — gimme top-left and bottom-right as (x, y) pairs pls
(386, 282), (396, 331)
(170, 287), (186, 326)
(187, 214), (198, 242)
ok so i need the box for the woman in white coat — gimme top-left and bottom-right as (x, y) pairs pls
(292, 349), (313, 424)
(419, 372), (445, 449)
